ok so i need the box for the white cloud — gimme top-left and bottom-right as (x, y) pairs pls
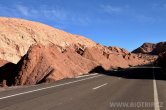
(15, 4), (67, 21)
(0, 4), (19, 17)
(0, 4), (92, 27)
(16, 5), (29, 16)
(101, 4), (122, 14)
(151, 3), (166, 10)
(135, 15), (155, 23)
(42, 8), (67, 20)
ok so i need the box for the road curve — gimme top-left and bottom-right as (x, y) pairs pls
(0, 67), (165, 110)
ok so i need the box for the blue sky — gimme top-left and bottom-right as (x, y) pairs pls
(0, 0), (166, 51)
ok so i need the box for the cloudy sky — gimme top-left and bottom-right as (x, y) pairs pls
(0, 0), (165, 51)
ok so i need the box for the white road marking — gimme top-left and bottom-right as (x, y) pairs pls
(76, 73), (98, 78)
(0, 75), (102, 100)
(93, 83), (108, 90)
(113, 70), (118, 71)
(153, 67), (160, 110)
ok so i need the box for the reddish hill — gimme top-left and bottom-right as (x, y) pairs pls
(12, 44), (156, 86)
(132, 42), (166, 55)
(0, 17), (96, 63)
(132, 43), (156, 54)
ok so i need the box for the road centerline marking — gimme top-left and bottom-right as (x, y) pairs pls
(93, 83), (108, 90)
(153, 67), (160, 110)
(0, 75), (102, 100)
(76, 73), (98, 78)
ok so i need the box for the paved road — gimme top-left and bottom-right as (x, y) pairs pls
(0, 67), (165, 110)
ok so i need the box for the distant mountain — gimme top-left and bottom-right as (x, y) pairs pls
(132, 42), (166, 55)
(132, 43), (156, 54)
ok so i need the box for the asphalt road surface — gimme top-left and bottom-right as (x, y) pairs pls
(0, 67), (165, 110)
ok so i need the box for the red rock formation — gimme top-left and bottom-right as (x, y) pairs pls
(82, 46), (112, 70)
(13, 44), (155, 86)
(82, 45), (154, 70)
(14, 44), (99, 85)
(1, 44), (157, 86)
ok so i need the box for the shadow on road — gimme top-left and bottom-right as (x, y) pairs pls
(90, 65), (166, 81)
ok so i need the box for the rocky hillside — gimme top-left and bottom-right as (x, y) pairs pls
(132, 42), (166, 55)
(0, 17), (96, 63)
(13, 44), (99, 85)
(0, 17), (158, 86)
(11, 44), (155, 86)
(108, 46), (129, 55)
